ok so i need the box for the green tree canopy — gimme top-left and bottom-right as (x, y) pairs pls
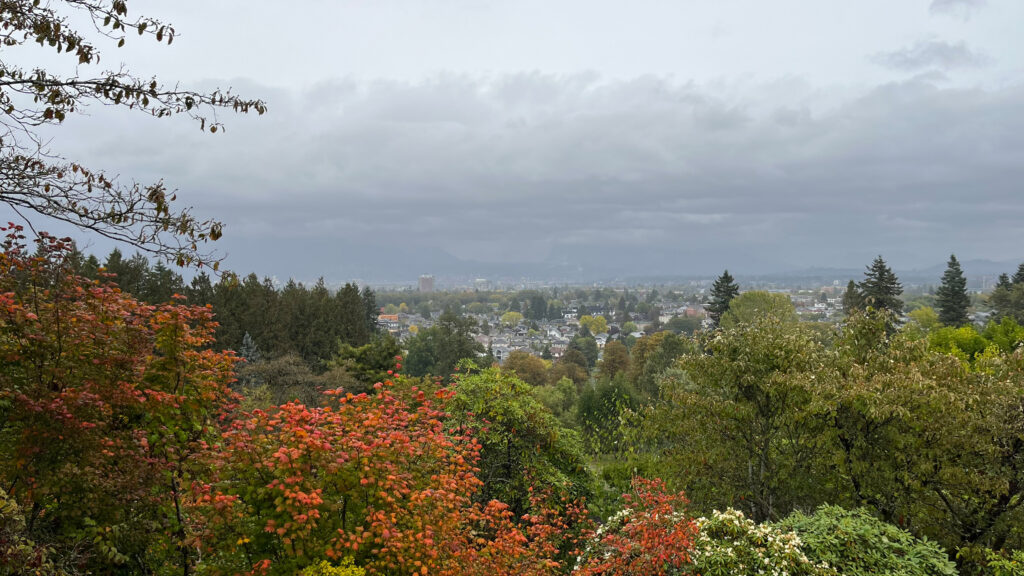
(579, 315), (608, 335)
(719, 291), (798, 329)
(568, 335), (599, 368)
(446, 368), (593, 516)
(500, 310), (524, 327)
(502, 350), (549, 387)
(907, 306), (941, 333)
(598, 340), (630, 379)
(645, 316), (833, 521)
(404, 309), (482, 379)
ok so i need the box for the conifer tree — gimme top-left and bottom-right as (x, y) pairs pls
(842, 280), (863, 315)
(991, 273), (1021, 323)
(859, 256), (903, 315)
(240, 332), (262, 363)
(936, 254), (971, 327)
(1013, 263), (1024, 285)
(707, 270), (740, 328)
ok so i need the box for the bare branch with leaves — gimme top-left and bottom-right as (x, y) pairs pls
(0, 0), (266, 269)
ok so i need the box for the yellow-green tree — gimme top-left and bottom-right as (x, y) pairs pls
(501, 311), (524, 327)
(719, 291), (797, 328)
(579, 315), (608, 335)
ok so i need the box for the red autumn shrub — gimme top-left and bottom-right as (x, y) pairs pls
(574, 478), (696, 576)
(0, 226), (238, 574)
(196, 372), (592, 576)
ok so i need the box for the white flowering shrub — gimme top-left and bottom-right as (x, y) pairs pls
(691, 508), (835, 576)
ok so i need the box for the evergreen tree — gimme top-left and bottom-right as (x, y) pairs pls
(935, 254), (971, 327)
(104, 249), (149, 297)
(361, 286), (379, 336)
(541, 343), (553, 360)
(991, 273), (1022, 323)
(240, 332), (262, 363)
(859, 256), (903, 315)
(1013, 263), (1024, 285)
(404, 309), (483, 379)
(66, 245), (100, 279)
(186, 272), (215, 306)
(842, 280), (864, 316)
(336, 283), (370, 348)
(143, 261), (184, 303)
(707, 270), (740, 328)
(526, 293), (548, 321)
(480, 343), (496, 368)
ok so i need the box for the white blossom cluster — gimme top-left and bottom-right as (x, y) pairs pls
(689, 509), (833, 576)
(574, 506), (834, 576)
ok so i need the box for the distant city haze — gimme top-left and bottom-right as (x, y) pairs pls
(5, 0), (1023, 282)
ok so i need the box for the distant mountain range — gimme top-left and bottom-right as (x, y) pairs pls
(768, 259), (1019, 289)
(219, 235), (1020, 289)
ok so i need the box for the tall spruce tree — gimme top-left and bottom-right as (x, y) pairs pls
(936, 254), (971, 326)
(859, 256), (903, 315)
(707, 270), (740, 328)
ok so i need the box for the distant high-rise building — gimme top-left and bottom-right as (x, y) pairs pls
(418, 275), (435, 293)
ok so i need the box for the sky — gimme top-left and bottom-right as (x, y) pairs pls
(9, 0), (1024, 282)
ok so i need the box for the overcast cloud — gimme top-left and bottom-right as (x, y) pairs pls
(930, 0), (987, 19)
(9, 0), (1024, 282)
(870, 40), (990, 71)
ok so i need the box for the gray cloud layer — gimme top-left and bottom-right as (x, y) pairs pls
(930, 0), (986, 18)
(43, 70), (1022, 281)
(871, 40), (989, 71)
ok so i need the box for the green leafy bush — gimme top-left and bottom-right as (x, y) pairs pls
(928, 325), (990, 365)
(958, 547), (1024, 576)
(777, 505), (956, 576)
(979, 550), (1024, 576)
(0, 488), (68, 576)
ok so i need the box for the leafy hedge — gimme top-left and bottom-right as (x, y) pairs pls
(777, 505), (956, 576)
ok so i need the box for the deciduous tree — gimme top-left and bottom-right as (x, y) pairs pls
(0, 227), (237, 574)
(719, 290), (797, 328)
(447, 368), (593, 517)
(598, 340), (630, 379)
(643, 316), (835, 521)
(502, 350), (549, 387)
